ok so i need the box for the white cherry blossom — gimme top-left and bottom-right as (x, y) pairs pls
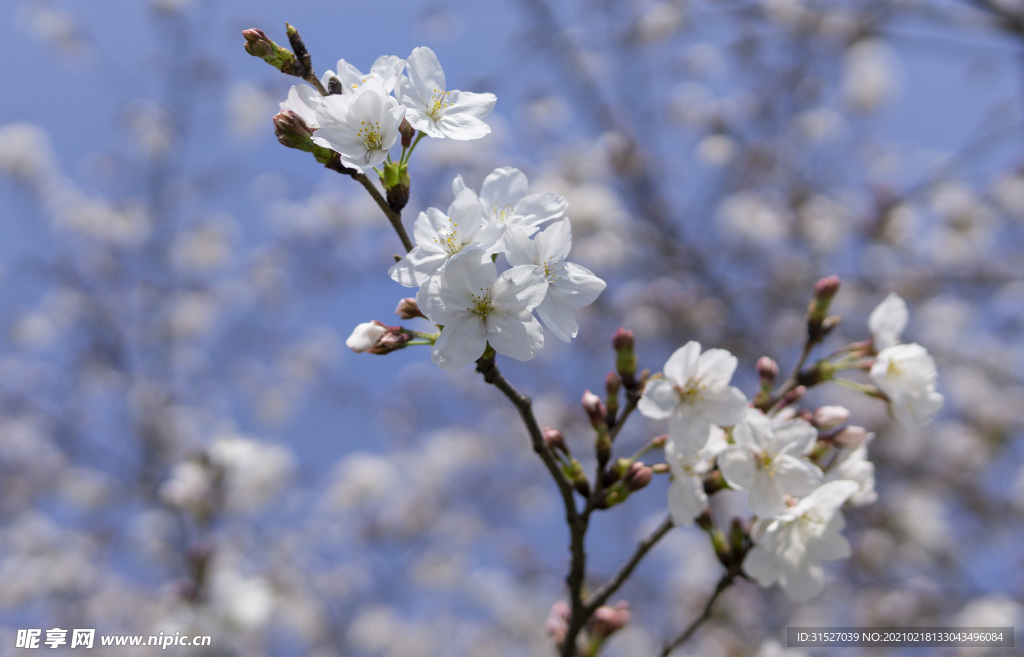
(870, 343), (944, 429)
(502, 220), (606, 342)
(824, 436), (877, 507)
(869, 292), (908, 350)
(312, 79), (405, 170)
(329, 55), (405, 94)
(416, 251), (547, 370)
(743, 480), (859, 602)
(389, 189), (502, 287)
(665, 427), (728, 526)
(397, 46), (496, 140)
(453, 167), (568, 232)
(718, 408), (823, 517)
(637, 341), (748, 454)
(279, 84), (321, 130)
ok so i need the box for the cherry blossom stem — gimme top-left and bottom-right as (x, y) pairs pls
(658, 568), (740, 657)
(322, 157), (414, 252)
(584, 515), (674, 615)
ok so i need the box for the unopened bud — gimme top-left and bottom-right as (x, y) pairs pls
(833, 425), (871, 450)
(757, 356), (778, 387)
(808, 275), (841, 342)
(242, 28), (273, 57)
(546, 600), (570, 645)
(242, 28), (295, 71)
(605, 371), (621, 421)
(346, 321), (388, 353)
(395, 297), (426, 320)
(273, 110), (314, 151)
(612, 327), (638, 387)
(813, 405), (851, 430)
(814, 274), (841, 301)
(563, 458), (590, 497)
(582, 390), (607, 432)
(400, 118), (415, 148)
(543, 427), (569, 457)
(369, 328), (413, 354)
(588, 601), (631, 639)
(623, 461), (653, 491)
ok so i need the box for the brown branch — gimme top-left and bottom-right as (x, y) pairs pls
(322, 157), (414, 253)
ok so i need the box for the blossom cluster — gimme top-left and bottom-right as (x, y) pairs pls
(638, 293), (942, 602)
(280, 46), (497, 169)
(384, 167), (605, 369)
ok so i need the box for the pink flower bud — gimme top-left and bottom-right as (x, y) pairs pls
(813, 405), (851, 430)
(395, 297), (425, 320)
(757, 356), (778, 385)
(833, 425), (871, 449)
(623, 461), (653, 491)
(582, 390), (607, 431)
(546, 600), (570, 645)
(814, 274), (841, 301)
(588, 601), (631, 639)
(543, 427), (569, 457)
(612, 327), (634, 351)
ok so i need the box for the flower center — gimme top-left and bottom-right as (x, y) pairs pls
(429, 88), (452, 120)
(467, 289), (494, 320)
(356, 120), (384, 161)
(432, 216), (464, 255)
(676, 381), (707, 404)
(490, 203), (515, 223)
(542, 259), (563, 284)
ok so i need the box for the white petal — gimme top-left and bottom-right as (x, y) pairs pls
(406, 46), (446, 105)
(556, 262), (606, 306)
(480, 167), (529, 209)
(437, 91), (496, 140)
(667, 476), (708, 526)
(637, 379), (679, 419)
(511, 193), (568, 229)
(747, 471), (788, 518)
(663, 342), (701, 385)
(668, 411), (712, 455)
(742, 545), (783, 587)
(536, 292), (578, 342)
(697, 348), (738, 387)
(486, 312), (544, 361)
(440, 251), (497, 301)
(782, 561), (825, 602)
(717, 447), (756, 490)
(869, 292), (908, 350)
(501, 223), (538, 267)
(432, 315), (488, 370)
(534, 218), (573, 262)
(772, 456), (823, 497)
(698, 386), (749, 427)
(388, 246), (448, 288)
(773, 417), (819, 455)
(806, 532), (851, 561)
(491, 265), (548, 312)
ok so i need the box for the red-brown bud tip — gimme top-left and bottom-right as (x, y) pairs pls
(833, 425), (871, 450)
(612, 327), (634, 351)
(543, 427), (569, 457)
(589, 602), (631, 639)
(623, 461), (653, 491)
(394, 297), (425, 320)
(814, 274), (841, 301)
(756, 356), (778, 385)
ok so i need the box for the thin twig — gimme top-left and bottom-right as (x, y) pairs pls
(659, 569), (740, 657)
(322, 158), (414, 252)
(585, 515), (674, 615)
